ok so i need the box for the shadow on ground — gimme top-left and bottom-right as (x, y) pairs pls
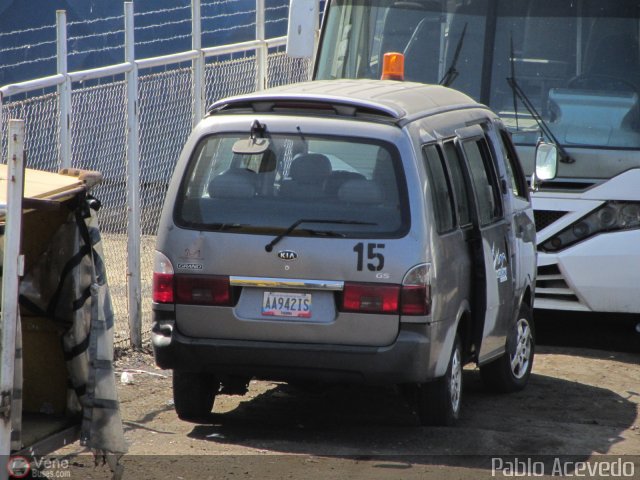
(536, 310), (640, 354)
(181, 364), (636, 475)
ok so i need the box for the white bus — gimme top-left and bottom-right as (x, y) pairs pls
(307, 0), (640, 314)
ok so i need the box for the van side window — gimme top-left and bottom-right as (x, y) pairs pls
(498, 129), (529, 200)
(423, 144), (455, 232)
(461, 138), (503, 226)
(442, 142), (471, 226)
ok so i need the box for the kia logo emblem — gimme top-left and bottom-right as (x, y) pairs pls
(277, 250), (298, 260)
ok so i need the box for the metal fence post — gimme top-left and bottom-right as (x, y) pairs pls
(0, 93), (3, 152)
(313, 0), (321, 78)
(125, 2), (142, 348)
(256, 0), (267, 91)
(57, 10), (72, 169)
(0, 120), (25, 462)
(192, 0), (205, 126)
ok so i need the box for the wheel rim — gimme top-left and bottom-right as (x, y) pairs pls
(449, 346), (462, 414)
(510, 318), (533, 379)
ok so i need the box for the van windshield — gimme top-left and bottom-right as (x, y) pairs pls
(175, 133), (409, 237)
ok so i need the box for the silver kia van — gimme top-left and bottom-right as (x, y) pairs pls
(152, 79), (538, 426)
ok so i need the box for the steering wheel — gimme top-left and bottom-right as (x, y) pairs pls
(567, 74), (639, 95)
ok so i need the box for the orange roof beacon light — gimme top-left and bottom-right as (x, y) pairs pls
(381, 52), (405, 81)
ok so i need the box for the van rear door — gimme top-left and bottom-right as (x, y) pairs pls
(170, 128), (412, 348)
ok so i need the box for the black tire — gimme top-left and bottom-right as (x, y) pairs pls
(172, 370), (219, 420)
(416, 335), (463, 426)
(480, 304), (535, 393)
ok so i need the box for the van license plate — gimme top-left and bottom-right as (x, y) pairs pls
(262, 292), (312, 318)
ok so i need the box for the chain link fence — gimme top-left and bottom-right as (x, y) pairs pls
(1, 3), (318, 349)
(137, 65), (196, 343)
(70, 81), (130, 345)
(1, 91), (60, 173)
(267, 48), (314, 88)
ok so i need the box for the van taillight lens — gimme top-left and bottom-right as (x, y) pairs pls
(341, 283), (400, 313)
(153, 273), (175, 303)
(400, 263), (431, 316)
(175, 275), (232, 306)
(400, 285), (431, 315)
(153, 251), (175, 303)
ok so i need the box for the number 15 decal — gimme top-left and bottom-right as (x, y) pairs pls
(354, 243), (385, 271)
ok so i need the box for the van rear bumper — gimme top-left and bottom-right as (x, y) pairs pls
(151, 320), (440, 384)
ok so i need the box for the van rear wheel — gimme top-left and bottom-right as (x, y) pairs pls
(480, 304), (535, 393)
(416, 335), (462, 426)
(172, 370), (219, 420)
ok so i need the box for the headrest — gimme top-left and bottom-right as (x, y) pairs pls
(289, 154), (332, 183)
(208, 168), (256, 198)
(338, 179), (384, 204)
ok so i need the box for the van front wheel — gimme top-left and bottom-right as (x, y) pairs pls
(416, 335), (462, 426)
(480, 305), (535, 393)
(172, 370), (219, 420)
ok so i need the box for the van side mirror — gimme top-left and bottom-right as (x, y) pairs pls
(286, 0), (318, 58)
(534, 140), (558, 182)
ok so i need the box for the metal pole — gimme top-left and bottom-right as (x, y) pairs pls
(125, 2), (142, 348)
(313, 0), (321, 72)
(57, 10), (72, 169)
(256, 0), (267, 90)
(192, 0), (205, 125)
(0, 120), (26, 462)
(0, 93), (3, 158)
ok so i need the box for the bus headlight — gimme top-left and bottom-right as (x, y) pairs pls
(541, 201), (640, 252)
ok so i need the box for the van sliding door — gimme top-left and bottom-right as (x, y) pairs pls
(455, 125), (514, 363)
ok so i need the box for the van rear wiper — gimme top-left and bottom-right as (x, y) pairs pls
(264, 219), (376, 252)
(305, 229), (347, 238)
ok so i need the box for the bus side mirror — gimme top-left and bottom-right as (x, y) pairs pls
(286, 0), (318, 58)
(535, 140), (558, 182)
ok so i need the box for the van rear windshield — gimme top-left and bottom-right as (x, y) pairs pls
(175, 133), (409, 237)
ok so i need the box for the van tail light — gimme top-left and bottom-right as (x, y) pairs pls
(400, 285), (430, 315)
(338, 265), (431, 315)
(400, 264), (431, 316)
(175, 275), (232, 306)
(340, 283), (400, 314)
(152, 251), (233, 306)
(153, 251), (175, 303)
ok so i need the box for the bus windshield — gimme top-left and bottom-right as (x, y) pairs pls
(316, 0), (640, 150)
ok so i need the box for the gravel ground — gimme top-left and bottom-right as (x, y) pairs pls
(49, 314), (640, 479)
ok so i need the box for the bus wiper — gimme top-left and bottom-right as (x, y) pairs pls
(439, 23), (467, 87)
(509, 35), (519, 132)
(264, 219), (376, 252)
(508, 35), (574, 164)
